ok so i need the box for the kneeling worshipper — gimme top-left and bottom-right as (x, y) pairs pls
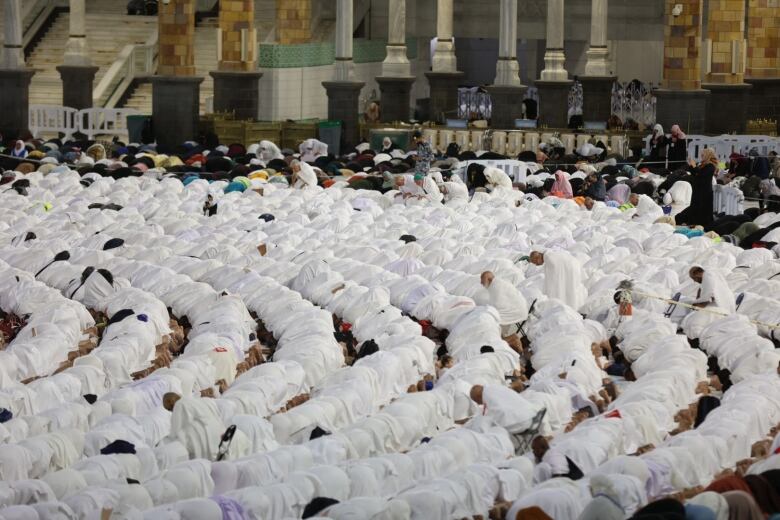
(469, 384), (544, 436)
(689, 266), (736, 313)
(478, 271), (528, 337)
(529, 250), (588, 311)
(163, 392), (246, 461)
(530, 435), (584, 483)
(292, 161), (318, 189)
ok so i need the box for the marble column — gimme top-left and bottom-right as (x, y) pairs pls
(377, 0), (414, 122)
(57, 0), (98, 109)
(210, 0), (262, 120)
(432, 0), (456, 73)
(536, 0), (572, 128)
(334, 0), (354, 81)
(654, 0), (709, 134)
(703, 0), (750, 133)
(323, 0), (364, 148)
(425, 0), (463, 122)
(746, 0), (780, 134)
(152, 0), (202, 150)
(0, 0), (35, 139)
(540, 0), (567, 81)
(488, 0), (526, 129)
(580, 0), (616, 124)
(2, 0), (24, 69)
(63, 0), (89, 66)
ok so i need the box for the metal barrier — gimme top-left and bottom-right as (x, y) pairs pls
(457, 160), (531, 184)
(29, 106), (80, 141)
(644, 134), (780, 163)
(29, 106), (138, 140)
(713, 185), (745, 216)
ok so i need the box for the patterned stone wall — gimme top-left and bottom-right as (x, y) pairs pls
(276, 0), (312, 45)
(219, 0), (256, 71)
(706, 0), (746, 84)
(662, 0), (703, 90)
(747, 0), (780, 78)
(158, 0), (195, 77)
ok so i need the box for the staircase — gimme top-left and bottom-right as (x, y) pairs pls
(26, 0), (156, 106)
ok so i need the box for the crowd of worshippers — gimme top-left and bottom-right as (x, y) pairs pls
(4, 127), (780, 519)
(3, 123), (780, 248)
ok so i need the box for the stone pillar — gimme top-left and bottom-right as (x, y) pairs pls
(580, 0), (616, 124)
(63, 0), (89, 66)
(382, 0), (410, 77)
(334, 0), (354, 81)
(57, 65), (99, 109)
(210, 0), (262, 120)
(426, 0), (463, 123)
(323, 81), (364, 149)
(152, 0), (202, 150)
(488, 0), (526, 129)
(584, 0), (609, 76)
(535, 0), (571, 128)
(1, 0), (23, 69)
(703, 0), (750, 133)
(58, 0), (99, 109)
(654, 0), (709, 134)
(276, 0), (311, 44)
(432, 0), (456, 73)
(323, 0), (363, 148)
(746, 0), (780, 134)
(540, 0), (567, 81)
(0, 0), (34, 139)
(377, 0), (414, 122)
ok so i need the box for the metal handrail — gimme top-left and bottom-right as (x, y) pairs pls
(93, 30), (158, 108)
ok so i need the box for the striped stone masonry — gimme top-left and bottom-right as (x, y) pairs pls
(662, 0), (703, 91)
(705, 0), (746, 84)
(158, 0), (196, 77)
(276, 0), (312, 45)
(747, 0), (780, 79)
(219, 0), (256, 71)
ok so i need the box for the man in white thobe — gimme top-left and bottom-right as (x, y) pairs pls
(469, 384), (543, 434)
(529, 250), (588, 311)
(689, 266), (736, 314)
(479, 271), (528, 337)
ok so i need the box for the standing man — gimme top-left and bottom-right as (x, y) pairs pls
(413, 131), (434, 178)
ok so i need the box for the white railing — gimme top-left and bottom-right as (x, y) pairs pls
(644, 134), (780, 163)
(21, 0), (58, 50)
(93, 30), (158, 108)
(29, 106), (138, 140)
(713, 185), (745, 216)
(456, 160), (530, 184)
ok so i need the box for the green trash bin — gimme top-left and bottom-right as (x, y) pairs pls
(127, 115), (152, 144)
(317, 120), (342, 157)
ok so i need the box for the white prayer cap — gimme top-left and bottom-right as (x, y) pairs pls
(216, 145), (229, 154)
(355, 142), (371, 153)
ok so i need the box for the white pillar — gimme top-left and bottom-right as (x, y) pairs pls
(2, 0), (24, 69)
(584, 0), (610, 76)
(382, 0), (410, 77)
(432, 0), (457, 72)
(63, 0), (91, 66)
(495, 0), (521, 86)
(334, 0), (354, 81)
(540, 0), (568, 81)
